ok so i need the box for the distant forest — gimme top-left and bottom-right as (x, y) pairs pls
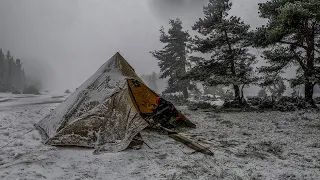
(0, 49), (26, 93)
(0, 49), (39, 94)
(141, 72), (168, 94)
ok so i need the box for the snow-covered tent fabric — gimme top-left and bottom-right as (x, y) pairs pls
(35, 52), (159, 153)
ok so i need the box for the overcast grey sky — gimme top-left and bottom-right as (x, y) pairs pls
(0, 0), (266, 92)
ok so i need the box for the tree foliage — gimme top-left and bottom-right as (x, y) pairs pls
(186, 0), (257, 104)
(151, 18), (191, 98)
(260, 75), (287, 98)
(0, 49), (26, 93)
(141, 72), (159, 93)
(254, 0), (320, 104)
(258, 88), (268, 98)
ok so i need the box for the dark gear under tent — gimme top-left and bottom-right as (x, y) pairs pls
(35, 52), (195, 154)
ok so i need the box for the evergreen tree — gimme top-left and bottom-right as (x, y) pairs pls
(0, 49), (28, 92)
(21, 69), (26, 88)
(0, 49), (5, 88)
(260, 75), (287, 98)
(258, 88), (268, 98)
(5, 51), (15, 91)
(254, 0), (320, 104)
(15, 59), (22, 70)
(141, 72), (159, 93)
(149, 72), (158, 93)
(270, 78), (286, 98)
(13, 59), (23, 91)
(203, 85), (225, 98)
(186, 0), (257, 104)
(151, 18), (191, 99)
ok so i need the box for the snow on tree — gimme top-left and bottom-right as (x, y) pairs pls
(258, 88), (268, 98)
(186, 0), (257, 104)
(141, 72), (159, 93)
(148, 72), (158, 93)
(203, 85), (225, 97)
(259, 75), (287, 99)
(270, 78), (287, 98)
(151, 18), (192, 99)
(254, 0), (320, 104)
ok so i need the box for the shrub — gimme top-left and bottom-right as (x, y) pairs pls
(223, 100), (249, 108)
(188, 101), (217, 110)
(258, 97), (275, 109)
(246, 96), (311, 111)
(12, 89), (21, 94)
(64, 89), (71, 93)
(275, 97), (296, 111)
(197, 101), (217, 109)
(187, 103), (198, 111)
(22, 85), (41, 95)
(247, 96), (264, 106)
(161, 94), (187, 106)
(0, 84), (6, 92)
(275, 96), (307, 111)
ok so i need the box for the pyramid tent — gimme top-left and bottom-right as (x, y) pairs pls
(35, 52), (195, 153)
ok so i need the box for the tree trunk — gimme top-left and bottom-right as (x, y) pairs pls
(233, 84), (241, 104)
(182, 87), (188, 99)
(304, 21), (315, 105)
(305, 82), (314, 104)
(240, 84), (245, 100)
(223, 29), (242, 105)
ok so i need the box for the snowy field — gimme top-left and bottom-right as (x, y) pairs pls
(0, 94), (320, 180)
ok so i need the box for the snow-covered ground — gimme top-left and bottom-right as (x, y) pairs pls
(0, 94), (320, 179)
(0, 93), (66, 110)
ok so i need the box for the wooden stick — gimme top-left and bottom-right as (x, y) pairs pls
(169, 134), (214, 156)
(159, 125), (214, 156)
(178, 111), (196, 128)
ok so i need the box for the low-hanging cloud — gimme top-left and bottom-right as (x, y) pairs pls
(149, 0), (208, 26)
(0, 0), (268, 93)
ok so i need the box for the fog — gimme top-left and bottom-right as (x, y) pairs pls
(0, 0), (267, 92)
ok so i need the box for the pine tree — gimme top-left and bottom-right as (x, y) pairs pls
(186, 0), (257, 104)
(151, 18), (191, 99)
(203, 85), (225, 98)
(141, 72), (159, 93)
(149, 72), (158, 93)
(0, 49), (5, 89)
(270, 78), (286, 98)
(258, 88), (267, 98)
(254, 0), (320, 104)
(13, 59), (23, 92)
(5, 51), (15, 91)
(21, 69), (26, 91)
(260, 75), (287, 99)
(0, 49), (28, 92)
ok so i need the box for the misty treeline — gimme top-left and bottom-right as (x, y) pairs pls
(151, 0), (320, 105)
(0, 49), (26, 93)
(0, 49), (39, 94)
(141, 72), (159, 92)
